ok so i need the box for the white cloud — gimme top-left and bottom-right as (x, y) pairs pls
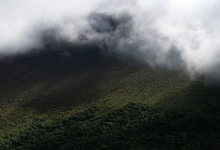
(1, 0), (220, 81)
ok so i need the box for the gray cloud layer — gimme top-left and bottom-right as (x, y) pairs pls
(1, 0), (220, 83)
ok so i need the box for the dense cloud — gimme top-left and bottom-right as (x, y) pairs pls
(1, 0), (220, 82)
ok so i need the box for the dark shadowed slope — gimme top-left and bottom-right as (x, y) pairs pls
(0, 45), (220, 150)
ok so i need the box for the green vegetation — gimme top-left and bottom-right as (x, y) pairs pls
(0, 50), (220, 149)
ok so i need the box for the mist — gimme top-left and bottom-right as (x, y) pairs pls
(1, 0), (220, 83)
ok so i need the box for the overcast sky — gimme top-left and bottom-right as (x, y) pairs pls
(1, 0), (220, 82)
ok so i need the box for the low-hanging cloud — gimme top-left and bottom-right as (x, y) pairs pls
(1, 0), (220, 83)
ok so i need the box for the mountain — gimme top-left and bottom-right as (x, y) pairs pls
(0, 45), (220, 150)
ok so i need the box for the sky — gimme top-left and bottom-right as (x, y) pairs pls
(1, 0), (220, 82)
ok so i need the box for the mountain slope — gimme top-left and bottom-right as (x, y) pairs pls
(0, 48), (220, 149)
